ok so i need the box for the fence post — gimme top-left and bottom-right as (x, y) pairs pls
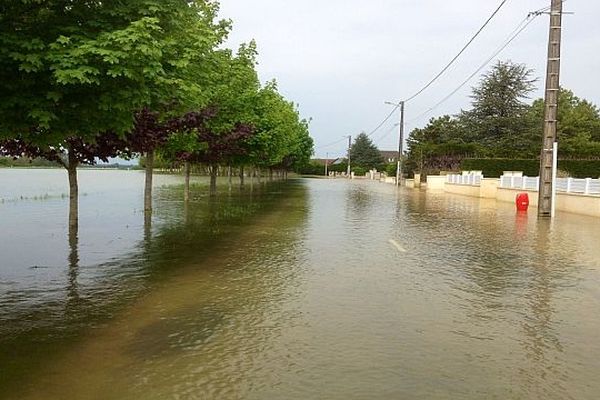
(566, 177), (573, 193)
(585, 178), (592, 195)
(510, 176), (515, 189)
(522, 176), (527, 190)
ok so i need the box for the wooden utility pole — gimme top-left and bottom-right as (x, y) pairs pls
(396, 101), (405, 187)
(538, 0), (563, 217)
(347, 135), (352, 178)
(325, 152), (329, 176)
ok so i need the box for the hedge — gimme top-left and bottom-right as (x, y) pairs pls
(298, 161), (326, 176)
(460, 158), (600, 178)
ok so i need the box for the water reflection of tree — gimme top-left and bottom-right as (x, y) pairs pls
(344, 184), (374, 224)
(0, 181), (309, 397)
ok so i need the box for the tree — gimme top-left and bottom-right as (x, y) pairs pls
(349, 133), (383, 170)
(244, 81), (313, 179)
(157, 44), (260, 197)
(406, 115), (480, 175)
(0, 0), (228, 228)
(460, 60), (537, 156)
(527, 89), (600, 158)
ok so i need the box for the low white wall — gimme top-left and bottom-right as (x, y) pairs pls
(426, 175), (446, 190)
(420, 174), (600, 218)
(444, 183), (481, 197)
(497, 187), (600, 218)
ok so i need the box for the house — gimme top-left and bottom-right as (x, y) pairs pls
(379, 150), (398, 164)
(311, 158), (340, 166)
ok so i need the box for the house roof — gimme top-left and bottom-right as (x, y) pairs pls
(379, 150), (398, 160)
(311, 158), (339, 166)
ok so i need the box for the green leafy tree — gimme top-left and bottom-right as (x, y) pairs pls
(349, 132), (383, 170)
(527, 89), (600, 158)
(406, 115), (480, 175)
(0, 0), (228, 228)
(189, 44), (260, 195)
(246, 81), (313, 179)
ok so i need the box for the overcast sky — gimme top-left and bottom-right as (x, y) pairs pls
(218, 0), (599, 158)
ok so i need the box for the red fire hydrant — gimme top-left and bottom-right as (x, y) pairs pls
(516, 193), (529, 212)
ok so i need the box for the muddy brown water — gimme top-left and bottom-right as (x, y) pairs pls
(1, 171), (600, 399)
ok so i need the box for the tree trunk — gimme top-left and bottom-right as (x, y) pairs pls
(144, 150), (154, 212)
(250, 167), (254, 191)
(269, 167), (274, 181)
(67, 160), (79, 232)
(184, 160), (191, 202)
(257, 166), (262, 184)
(209, 164), (218, 197)
(239, 166), (245, 187)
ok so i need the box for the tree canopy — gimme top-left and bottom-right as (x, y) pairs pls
(0, 0), (314, 223)
(405, 60), (600, 176)
(349, 132), (384, 170)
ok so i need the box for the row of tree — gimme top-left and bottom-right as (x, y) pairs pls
(0, 1), (313, 229)
(405, 61), (600, 175)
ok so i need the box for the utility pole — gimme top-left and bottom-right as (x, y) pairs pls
(346, 135), (352, 178)
(538, 0), (563, 218)
(385, 101), (406, 187)
(325, 152), (329, 176)
(397, 101), (405, 187)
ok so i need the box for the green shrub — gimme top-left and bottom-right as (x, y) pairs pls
(329, 161), (348, 173)
(559, 160), (600, 178)
(298, 161), (326, 176)
(385, 162), (397, 176)
(460, 158), (600, 178)
(352, 166), (368, 176)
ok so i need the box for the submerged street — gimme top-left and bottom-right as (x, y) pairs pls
(1, 172), (600, 399)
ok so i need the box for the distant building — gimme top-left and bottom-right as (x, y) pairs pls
(311, 158), (340, 166)
(379, 150), (398, 164)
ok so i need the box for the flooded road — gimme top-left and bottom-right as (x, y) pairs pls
(1, 172), (600, 399)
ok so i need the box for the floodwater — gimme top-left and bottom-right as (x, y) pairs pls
(1, 170), (600, 399)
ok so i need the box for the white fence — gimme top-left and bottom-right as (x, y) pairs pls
(500, 176), (600, 195)
(446, 174), (482, 186)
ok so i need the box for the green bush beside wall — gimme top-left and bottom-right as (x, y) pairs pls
(460, 158), (600, 178)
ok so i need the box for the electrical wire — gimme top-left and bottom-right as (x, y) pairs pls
(364, 103), (400, 138)
(315, 136), (348, 150)
(366, 0), (512, 140)
(407, 9), (544, 125)
(374, 123), (399, 144)
(403, 0), (510, 103)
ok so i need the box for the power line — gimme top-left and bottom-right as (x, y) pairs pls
(374, 123), (399, 144)
(407, 10), (543, 125)
(315, 136), (348, 150)
(363, 3), (555, 149)
(365, 104), (400, 138)
(403, 0), (510, 103)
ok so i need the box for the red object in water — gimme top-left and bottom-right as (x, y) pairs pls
(516, 193), (529, 211)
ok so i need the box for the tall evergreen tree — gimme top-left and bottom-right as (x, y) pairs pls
(349, 132), (383, 170)
(460, 60), (537, 156)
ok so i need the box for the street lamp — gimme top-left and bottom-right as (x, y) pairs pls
(385, 101), (405, 187)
